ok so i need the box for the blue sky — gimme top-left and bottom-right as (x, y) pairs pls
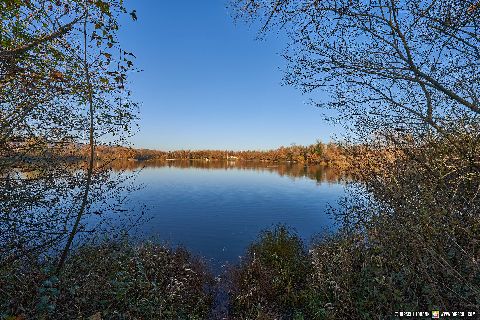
(119, 0), (339, 151)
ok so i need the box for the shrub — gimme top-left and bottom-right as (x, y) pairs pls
(0, 241), (214, 319)
(228, 225), (326, 320)
(309, 131), (480, 319)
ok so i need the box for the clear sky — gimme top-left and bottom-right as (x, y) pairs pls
(118, 0), (339, 151)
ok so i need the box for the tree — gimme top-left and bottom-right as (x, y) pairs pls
(0, 0), (138, 270)
(231, 0), (479, 137)
(232, 0), (480, 315)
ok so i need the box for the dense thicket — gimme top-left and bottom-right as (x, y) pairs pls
(231, 0), (480, 317)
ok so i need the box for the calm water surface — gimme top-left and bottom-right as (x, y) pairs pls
(112, 161), (345, 269)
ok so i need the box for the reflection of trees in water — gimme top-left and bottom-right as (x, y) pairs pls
(0, 160), (140, 264)
(106, 160), (346, 184)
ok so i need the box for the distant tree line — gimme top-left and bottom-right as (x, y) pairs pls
(63, 141), (350, 166)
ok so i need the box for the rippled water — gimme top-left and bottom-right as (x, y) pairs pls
(109, 160), (346, 269)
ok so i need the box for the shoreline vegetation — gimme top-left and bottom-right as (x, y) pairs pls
(60, 141), (349, 167)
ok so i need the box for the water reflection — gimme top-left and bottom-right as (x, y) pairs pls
(107, 159), (345, 184)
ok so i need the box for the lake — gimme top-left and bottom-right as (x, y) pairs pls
(106, 160), (346, 271)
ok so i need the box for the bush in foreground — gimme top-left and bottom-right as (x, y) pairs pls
(228, 218), (479, 319)
(227, 226), (325, 320)
(2, 218), (478, 319)
(0, 241), (213, 319)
